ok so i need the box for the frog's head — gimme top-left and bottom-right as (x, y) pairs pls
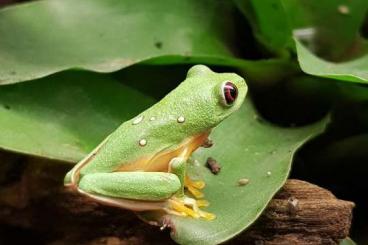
(181, 65), (247, 129)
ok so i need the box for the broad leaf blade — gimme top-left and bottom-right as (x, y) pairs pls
(295, 40), (368, 84)
(288, 1), (368, 84)
(0, 0), (282, 85)
(234, 0), (293, 54)
(235, 0), (368, 64)
(0, 71), (155, 162)
(284, 0), (368, 60)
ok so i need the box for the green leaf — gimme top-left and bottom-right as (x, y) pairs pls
(285, 0), (368, 60)
(235, 0), (368, 61)
(169, 97), (327, 244)
(0, 71), (155, 162)
(295, 39), (368, 84)
(0, 0), (291, 85)
(234, 0), (293, 54)
(0, 69), (327, 244)
(340, 237), (357, 245)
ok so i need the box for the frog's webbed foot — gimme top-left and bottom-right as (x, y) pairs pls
(184, 176), (205, 198)
(165, 196), (215, 220)
(164, 176), (215, 220)
(168, 157), (214, 220)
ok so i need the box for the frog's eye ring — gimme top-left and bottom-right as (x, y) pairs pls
(221, 81), (238, 106)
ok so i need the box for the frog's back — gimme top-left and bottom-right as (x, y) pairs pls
(78, 109), (185, 175)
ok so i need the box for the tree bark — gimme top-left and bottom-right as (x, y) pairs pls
(0, 157), (354, 244)
(228, 179), (354, 245)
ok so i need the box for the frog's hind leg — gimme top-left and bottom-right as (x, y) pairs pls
(77, 172), (181, 211)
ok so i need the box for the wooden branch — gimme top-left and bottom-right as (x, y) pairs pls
(0, 157), (354, 244)
(229, 179), (354, 244)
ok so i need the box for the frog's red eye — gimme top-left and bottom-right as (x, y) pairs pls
(222, 81), (238, 106)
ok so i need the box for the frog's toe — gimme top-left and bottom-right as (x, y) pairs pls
(166, 197), (200, 218)
(185, 177), (206, 198)
(185, 176), (205, 189)
(198, 209), (216, 220)
(196, 199), (209, 207)
(165, 197), (215, 220)
(187, 185), (204, 198)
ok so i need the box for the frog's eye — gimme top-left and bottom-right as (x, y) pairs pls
(221, 81), (238, 106)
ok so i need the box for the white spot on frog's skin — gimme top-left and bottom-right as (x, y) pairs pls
(139, 139), (147, 146)
(132, 115), (144, 125)
(338, 5), (350, 15)
(149, 116), (156, 121)
(177, 116), (185, 123)
(193, 160), (200, 167)
(267, 171), (272, 177)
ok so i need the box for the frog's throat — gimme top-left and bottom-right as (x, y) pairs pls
(115, 131), (210, 172)
(67, 131), (210, 189)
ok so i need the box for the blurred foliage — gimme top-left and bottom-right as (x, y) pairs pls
(340, 237), (357, 245)
(0, 0), (367, 244)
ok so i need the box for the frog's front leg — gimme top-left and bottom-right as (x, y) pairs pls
(167, 157), (215, 220)
(170, 157), (206, 199)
